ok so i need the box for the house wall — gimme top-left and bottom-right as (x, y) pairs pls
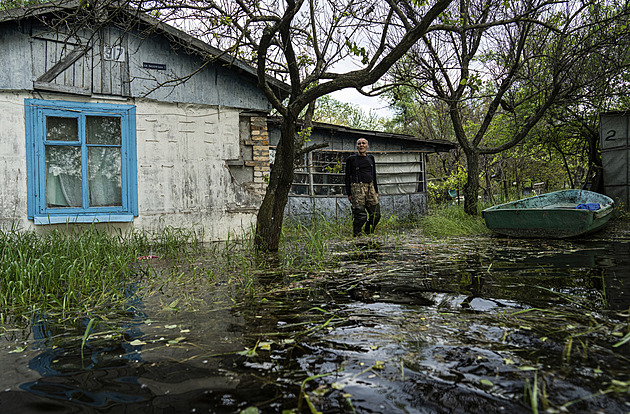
(0, 91), (265, 240)
(285, 193), (428, 223)
(0, 17), (278, 241)
(0, 22), (32, 90)
(132, 99), (262, 240)
(125, 28), (272, 110)
(0, 91), (29, 225)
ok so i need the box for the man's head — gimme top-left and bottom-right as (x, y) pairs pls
(356, 138), (369, 155)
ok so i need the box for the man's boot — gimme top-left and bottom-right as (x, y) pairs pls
(365, 205), (380, 234)
(352, 207), (368, 237)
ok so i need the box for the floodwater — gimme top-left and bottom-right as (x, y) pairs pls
(2, 224), (630, 413)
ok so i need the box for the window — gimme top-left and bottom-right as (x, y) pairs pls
(25, 99), (138, 224)
(285, 149), (427, 196)
(289, 150), (352, 196)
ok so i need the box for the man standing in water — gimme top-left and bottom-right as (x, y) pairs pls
(345, 138), (381, 236)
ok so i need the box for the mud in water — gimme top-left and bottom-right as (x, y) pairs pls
(1, 223), (630, 413)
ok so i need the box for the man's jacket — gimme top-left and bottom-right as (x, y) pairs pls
(345, 154), (378, 196)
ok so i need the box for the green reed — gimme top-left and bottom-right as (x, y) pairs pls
(281, 214), (348, 269)
(0, 226), (199, 318)
(0, 207), (489, 318)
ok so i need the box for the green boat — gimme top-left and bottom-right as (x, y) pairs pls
(482, 189), (614, 238)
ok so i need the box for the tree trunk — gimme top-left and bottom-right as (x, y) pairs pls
(483, 157), (493, 204)
(254, 118), (296, 252)
(586, 130), (604, 193)
(500, 163), (508, 199)
(515, 160), (520, 197)
(463, 149), (480, 215)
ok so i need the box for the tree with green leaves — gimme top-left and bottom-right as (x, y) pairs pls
(382, 87), (464, 187)
(388, 0), (630, 215)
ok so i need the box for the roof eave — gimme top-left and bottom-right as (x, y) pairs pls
(268, 116), (457, 152)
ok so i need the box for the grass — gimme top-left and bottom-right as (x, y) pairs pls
(419, 203), (491, 238)
(280, 204), (489, 266)
(0, 226), (198, 320)
(281, 213), (347, 269)
(0, 205), (489, 320)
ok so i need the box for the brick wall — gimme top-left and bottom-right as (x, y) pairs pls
(248, 116), (270, 193)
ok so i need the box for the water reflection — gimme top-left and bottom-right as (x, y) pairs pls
(15, 316), (144, 410)
(602, 240), (630, 310)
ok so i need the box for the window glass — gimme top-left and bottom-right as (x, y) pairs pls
(46, 117), (79, 142)
(88, 147), (122, 206)
(291, 172), (309, 195)
(86, 116), (122, 145)
(42, 115), (125, 209)
(312, 152), (345, 174)
(290, 151), (352, 196)
(290, 150), (426, 196)
(327, 174), (345, 195)
(45, 146), (82, 207)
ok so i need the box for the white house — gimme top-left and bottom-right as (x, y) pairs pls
(0, 2), (286, 241)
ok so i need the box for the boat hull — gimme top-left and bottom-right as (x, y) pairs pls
(481, 190), (614, 238)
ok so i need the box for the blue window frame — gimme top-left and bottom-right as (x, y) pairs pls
(25, 99), (138, 224)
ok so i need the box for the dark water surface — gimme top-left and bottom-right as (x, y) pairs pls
(2, 224), (630, 413)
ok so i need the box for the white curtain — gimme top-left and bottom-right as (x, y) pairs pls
(89, 147), (122, 207)
(45, 146), (122, 208)
(45, 146), (82, 207)
(374, 152), (424, 195)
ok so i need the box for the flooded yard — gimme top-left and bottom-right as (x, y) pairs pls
(1, 223), (630, 413)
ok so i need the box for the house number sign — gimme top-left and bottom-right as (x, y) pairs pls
(600, 114), (628, 150)
(104, 46), (125, 62)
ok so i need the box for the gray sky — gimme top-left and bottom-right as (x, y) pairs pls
(330, 88), (393, 119)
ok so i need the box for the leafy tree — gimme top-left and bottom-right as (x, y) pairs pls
(388, 0), (630, 215)
(383, 87), (464, 187)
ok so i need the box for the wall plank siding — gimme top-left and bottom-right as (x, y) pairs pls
(3, 17), (273, 110)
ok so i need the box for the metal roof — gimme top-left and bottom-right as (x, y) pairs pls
(268, 116), (456, 153)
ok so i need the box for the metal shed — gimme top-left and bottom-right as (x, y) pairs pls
(600, 111), (630, 209)
(267, 119), (456, 220)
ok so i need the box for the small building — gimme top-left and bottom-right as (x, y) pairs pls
(267, 119), (455, 220)
(0, 2), (286, 241)
(600, 111), (630, 209)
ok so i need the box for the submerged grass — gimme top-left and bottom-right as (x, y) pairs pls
(0, 205), (489, 320)
(0, 226), (199, 320)
(280, 204), (488, 263)
(281, 214), (348, 269)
